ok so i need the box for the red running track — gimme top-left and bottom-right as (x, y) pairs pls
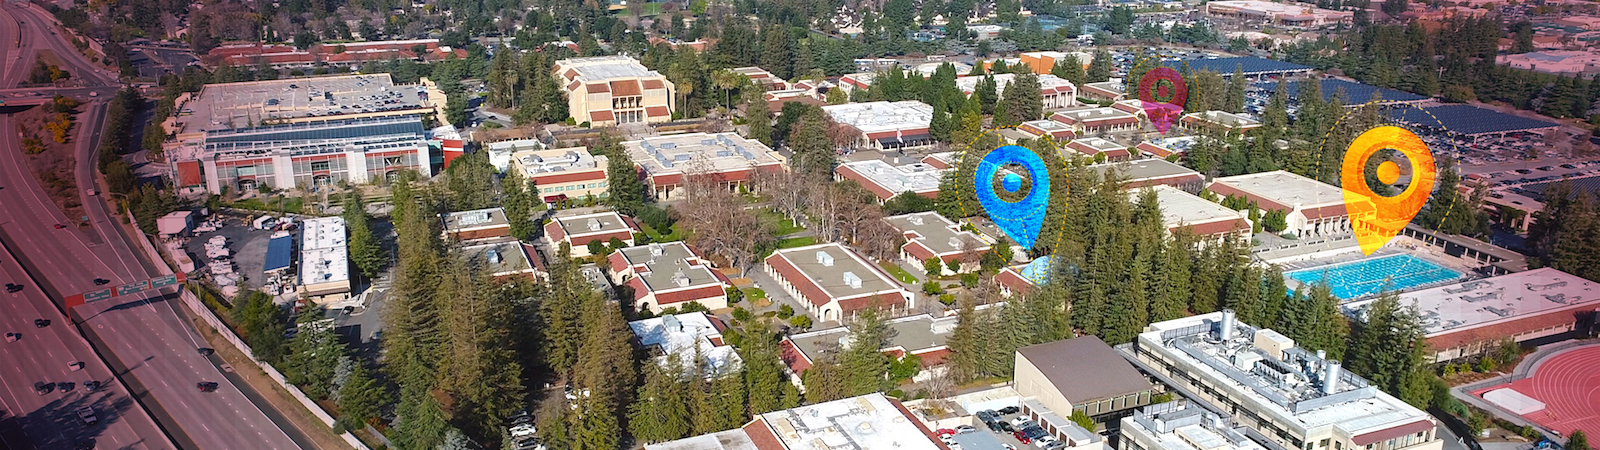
(1475, 346), (1600, 440)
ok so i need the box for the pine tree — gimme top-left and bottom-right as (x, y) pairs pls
(746, 94), (773, 146)
(603, 136), (645, 215)
(503, 177), (538, 241)
(344, 193), (384, 278)
(1087, 49), (1113, 83)
(1052, 55), (1086, 86)
(629, 357), (692, 443)
(740, 332), (799, 414)
(946, 295), (990, 382)
(839, 308), (893, 396)
(976, 75), (999, 115)
(1224, 65), (1247, 113)
(337, 362), (384, 430)
(999, 73), (1044, 126)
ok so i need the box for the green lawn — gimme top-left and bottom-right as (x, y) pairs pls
(759, 209), (806, 236)
(743, 287), (766, 299)
(640, 221), (684, 242)
(776, 236), (815, 249)
(878, 261), (919, 284)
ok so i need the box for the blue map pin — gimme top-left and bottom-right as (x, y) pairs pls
(974, 145), (1051, 250)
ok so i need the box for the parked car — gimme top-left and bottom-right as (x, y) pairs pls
(997, 406), (1020, 415)
(956, 425), (977, 434)
(1013, 431), (1033, 445)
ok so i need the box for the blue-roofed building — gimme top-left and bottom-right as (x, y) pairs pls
(264, 235), (294, 275)
(169, 115), (434, 195)
(1388, 105), (1560, 137)
(1163, 57), (1313, 79)
(1253, 79), (1430, 106)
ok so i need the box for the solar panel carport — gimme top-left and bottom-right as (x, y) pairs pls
(1254, 79), (1429, 105)
(1387, 104), (1559, 137)
(1162, 57), (1313, 79)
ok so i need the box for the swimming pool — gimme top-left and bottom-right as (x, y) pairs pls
(1285, 254), (1463, 300)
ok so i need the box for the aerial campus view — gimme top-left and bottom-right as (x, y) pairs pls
(3, 0), (1600, 448)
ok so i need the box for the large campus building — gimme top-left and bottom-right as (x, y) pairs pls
(1120, 401), (1271, 450)
(504, 145), (611, 203)
(1016, 336), (1158, 432)
(1129, 312), (1443, 450)
(1344, 268), (1600, 362)
(554, 55), (676, 126)
(644, 393), (945, 450)
(1141, 185), (1254, 243)
(955, 74), (1080, 109)
(1208, 171), (1348, 238)
(1203, 1), (1354, 27)
(780, 312), (964, 386)
(165, 74), (446, 194)
(823, 101), (936, 151)
(622, 133), (787, 201)
(883, 212), (991, 275)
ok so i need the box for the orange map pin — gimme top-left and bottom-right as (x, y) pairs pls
(1341, 126), (1436, 255)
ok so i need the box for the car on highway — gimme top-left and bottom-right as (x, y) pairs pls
(93, 278), (109, 285)
(5, 283), (22, 293)
(197, 348), (214, 356)
(34, 319), (49, 328)
(69, 361), (84, 371)
(53, 223), (66, 229)
(34, 382), (52, 395)
(4, 332), (18, 342)
(77, 407), (97, 425)
(197, 381), (219, 392)
(84, 380), (100, 390)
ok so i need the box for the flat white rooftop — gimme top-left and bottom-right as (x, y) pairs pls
(837, 160), (946, 196)
(1211, 170), (1343, 209)
(1073, 137), (1126, 151)
(758, 393), (941, 450)
(770, 243), (901, 300)
(954, 74), (1077, 95)
(624, 133), (783, 178)
(1053, 107), (1137, 123)
(1140, 185), (1249, 229)
(553, 211), (634, 237)
(1345, 267), (1600, 337)
(300, 217), (349, 286)
(556, 55), (663, 81)
(1124, 401), (1268, 450)
(629, 312), (742, 377)
(512, 146), (605, 177)
(823, 101), (934, 134)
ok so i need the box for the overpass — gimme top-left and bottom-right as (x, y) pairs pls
(0, 86), (119, 106)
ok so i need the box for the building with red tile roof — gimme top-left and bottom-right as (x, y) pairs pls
(1050, 107), (1140, 135)
(554, 55), (675, 126)
(883, 212), (991, 275)
(1063, 137), (1133, 162)
(1139, 185), (1253, 243)
(608, 242), (733, 313)
(763, 243), (915, 322)
(545, 211), (639, 257)
(779, 313), (962, 381)
(955, 73), (1080, 109)
(834, 160), (946, 203)
(622, 133), (787, 201)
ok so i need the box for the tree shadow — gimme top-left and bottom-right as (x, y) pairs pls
(12, 381), (144, 450)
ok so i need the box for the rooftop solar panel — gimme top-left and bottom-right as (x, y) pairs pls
(264, 235), (294, 272)
(1163, 57), (1312, 75)
(1387, 105), (1559, 136)
(1254, 79), (1429, 105)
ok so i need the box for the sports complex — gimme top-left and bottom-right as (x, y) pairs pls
(1471, 344), (1600, 442)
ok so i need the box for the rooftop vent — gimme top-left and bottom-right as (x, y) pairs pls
(948, 237), (963, 248)
(650, 243), (665, 256)
(673, 270), (690, 287)
(843, 271), (862, 289)
(663, 314), (682, 332)
(587, 218), (603, 231)
(487, 248), (501, 264)
(1218, 309), (1236, 341)
(816, 251), (834, 267)
(908, 215), (924, 226)
(1322, 361), (1342, 395)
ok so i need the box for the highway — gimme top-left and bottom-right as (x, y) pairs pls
(0, 1), (305, 449)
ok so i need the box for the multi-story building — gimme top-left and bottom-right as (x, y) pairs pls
(763, 243), (916, 322)
(1019, 51), (1094, 75)
(644, 393), (946, 450)
(1081, 81), (1128, 102)
(545, 212), (639, 258)
(170, 115), (434, 194)
(622, 133), (787, 201)
(833, 160), (947, 203)
(554, 55), (675, 126)
(1016, 336), (1158, 432)
(1129, 311), (1443, 450)
(823, 101), (935, 151)
(166, 73), (443, 141)
(608, 242), (733, 313)
(299, 217), (350, 301)
(1208, 171), (1347, 238)
(1344, 268), (1600, 362)
(1019, 119), (1077, 141)
(1203, 1), (1354, 27)
(1182, 111), (1264, 135)
(1120, 401), (1272, 450)
(506, 146), (611, 203)
(955, 74), (1080, 109)
(883, 212), (991, 275)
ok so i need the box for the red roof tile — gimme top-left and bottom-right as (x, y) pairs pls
(780, 338), (813, 373)
(642, 79), (665, 90)
(1353, 420), (1435, 446)
(611, 80), (642, 96)
(646, 106), (670, 117)
(590, 110), (614, 123)
(585, 83), (610, 94)
(743, 418), (787, 450)
(1428, 309), (1587, 352)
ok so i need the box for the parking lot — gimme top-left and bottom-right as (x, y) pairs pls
(182, 213), (280, 297)
(941, 406), (1108, 450)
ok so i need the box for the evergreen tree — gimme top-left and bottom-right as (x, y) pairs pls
(976, 75), (999, 115)
(629, 357), (692, 443)
(1345, 288), (1426, 402)
(445, 150), (498, 211)
(1224, 65), (1247, 113)
(839, 308), (893, 396)
(999, 73), (1045, 126)
(746, 94), (773, 146)
(337, 362), (385, 430)
(503, 177), (538, 241)
(1052, 55), (1086, 86)
(344, 193), (384, 278)
(1569, 431), (1590, 450)
(282, 309), (345, 399)
(1087, 50), (1113, 83)
(740, 331), (800, 414)
(603, 137), (645, 215)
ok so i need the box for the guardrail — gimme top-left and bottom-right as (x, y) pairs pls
(127, 211), (370, 450)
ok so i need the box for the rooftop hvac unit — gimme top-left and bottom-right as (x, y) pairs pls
(650, 243), (665, 256)
(673, 270), (690, 287)
(487, 248), (501, 264)
(948, 237), (963, 248)
(716, 150), (733, 157)
(908, 216), (924, 226)
(702, 139), (716, 146)
(663, 314), (682, 332)
(660, 142), (677, 149)
(587, 218), (602, 231)
(843, 271), (862, 289)
(674, 154), (691, 161)
(816, 251), (834, 266)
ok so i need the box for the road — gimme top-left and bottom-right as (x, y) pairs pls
(0, 2), (304, 449)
